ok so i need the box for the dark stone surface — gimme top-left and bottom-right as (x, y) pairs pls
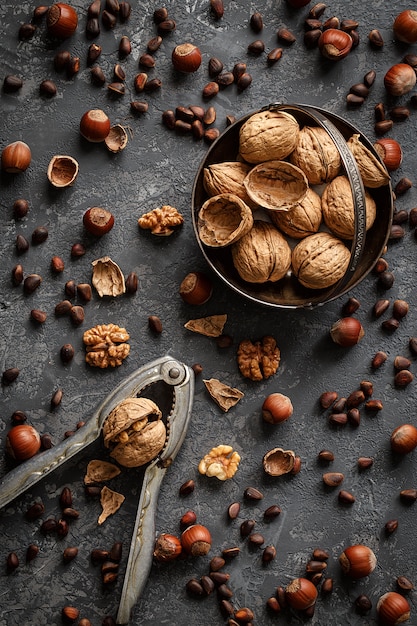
(1, 1), (417, 624)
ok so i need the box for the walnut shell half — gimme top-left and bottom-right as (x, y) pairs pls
(269, 187), (322, 239)
(198, 193), (253, 247)
(322, 175), (376, 239)
(291, 232), (350, 290)
(244, 161), (308, 212)
(232, 220), (292, 283)
(347, 133), (390, 188)
(239, 109), (300, 164)
(289, 125), (342, 185)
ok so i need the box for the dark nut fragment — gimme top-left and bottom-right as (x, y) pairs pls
(264, 505), (282, 521)
(318, 449), (335, 463)
(60, 343), (75, 363)
(358, 457), (374, 470)
(394, 370), (414, 387)
(373, 299), (390, 318)
(227, 502), (240, 520)
(319, 391), (338, 409)
(338, 490), (355, 504)
(244, 486), (263, 501)
(323, 472), (344, 487)
(51, 256), (65, 273)
(397, 576), (414, 592)
(371, 351), (387, 369)
(26, 544), (39, 562)
(24, 274), (42, 295)
(179, 479), (195, 496)
(385, 519), (398, 534)
(148, 315), (163, 333)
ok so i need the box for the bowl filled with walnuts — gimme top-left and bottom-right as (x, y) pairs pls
(191, 103), (394, 309)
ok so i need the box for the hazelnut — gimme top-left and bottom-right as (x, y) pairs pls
(393, 9), (417, 43)
(384, 63), (417, 96)
(339, 544), (377, 579)
(83, 207), (115, 236)
(179, 271), (213, 305)
(376, 592), (411, 625)
(262, 393), (293, 424)
(172, 43), (202, 72)
(330, 317), (365, 347)
(390, 423), (417, 454)
(80, 109), (111, 142)
(1, 141), (31, 173)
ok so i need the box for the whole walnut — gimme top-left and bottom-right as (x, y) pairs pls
(321, 175), (376, 239)
(289, 125), (341, 185)
(203, 162), (257, 209)
(291, 232), (350, 289)
(239, 109), (300, 164)
(347, 134), (390, 188)
(269, 187), (322, 238)
(231, 220), (291, 283)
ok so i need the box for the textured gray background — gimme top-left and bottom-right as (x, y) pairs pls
(1, 0), (417, 624)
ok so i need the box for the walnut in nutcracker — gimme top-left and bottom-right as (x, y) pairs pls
(231, 220), (291, 283)
(103, 397), (166, 467)
(291, 232), (350, 289)
(322, 175), (376, 239)
(269, 187), (322, 238)
(289, 125), (342, 185)
(239, 109), (300, 164)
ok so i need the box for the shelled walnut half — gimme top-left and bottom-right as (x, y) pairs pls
(198, 444), (241, 480)
(138, 205), (184, 235)
(237, 335), (280, 381)
(83, 323), (130, 368)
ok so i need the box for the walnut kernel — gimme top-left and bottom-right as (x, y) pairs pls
(198, 444), (241, 480)
(138, 205), (184, 235)
(237, 335), (280, 381)
(83, 323), (130, 368)
(239, 109), (300, 164)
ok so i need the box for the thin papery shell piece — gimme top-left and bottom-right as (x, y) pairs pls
(321, 175), (376, 239)
(184, 314), (227, 337)
(289, 125), (342, 185)
(263, 447), (295, 476)
(232, 221), (292, 283)
(203, 162), (257, 209)
(92, 256), (126, 297)
(239, 109), (300, 164)
(98, 486), (125, 525)
(84, 460), (121, 484)
(203, 378), (244, 412)
(291, 232), (350, 290)
(347, 133), (390, 188)
(269, 187), (322, 239)
(198, 193), (254, 247)
(243, 161), (308, 211)
(103, 397), (162, 447)
(110, 419), (166, 468)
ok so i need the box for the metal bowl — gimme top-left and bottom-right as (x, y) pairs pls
(191, 103), (394, 309)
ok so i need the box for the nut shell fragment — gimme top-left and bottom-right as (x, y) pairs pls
(347, 134), (390, 188)
(263, 447), (296, 476)
(322, 175), (376, 239)
(239, 109), (300, 164)
(198, 193), (254, 247)
(243, 160), (308, 211)
(198, 444), (241, 480)
(92, 256), (126, 297)
(138, 205), (184, 236)
(269, 187), (322, 239)
(98, 486), (125, 525)
(232, 221), (291, 283)
(184, 314), (227, 337)
(290, 125), (341, 185)
(84, 460), (121, 484)
(105, 124), (129, 153)
(203, 378), (244, 412)
(291, 232), (350, 290)
(47, 155), (79, 187)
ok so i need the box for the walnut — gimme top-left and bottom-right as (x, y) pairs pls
(84, 460), (121, 484)
(109, 420), (166, 468)
(237, 335), (280, 381)
(203, 378), (244, 412)
(291, 232), (350, 289)
(243, 160), (308, 211)
(289, 125), (342, 184)
(83, 323), (130, 368)
(91, 256), (126, 297)
(184, 314), (227, 337)
(138, 205), (184, 236)
(269, 187), (322, 239)
(198, 444), (241, 480)
(203, 162), (257, 209)
(197, 193), (254, 247)
(239, 109), (300, 164)
(103, 397), (165, 467)
(98, 486), (125, 525)
(347, 133), (390, 188)
(231, 221), (291, 283)
(103, 398), (162, 447)
(321, 175), (376, 239)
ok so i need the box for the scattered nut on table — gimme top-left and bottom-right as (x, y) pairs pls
(98, 485), (125, 525)
(184, 314), (227, 337)
(203, 378), (244, 412)
(198, 444), (241, 480)
(138, 204), (184, 235)
(237, 335), (280, 381)
(83, 323), (130, 367)
(92, 256), (126, 297)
